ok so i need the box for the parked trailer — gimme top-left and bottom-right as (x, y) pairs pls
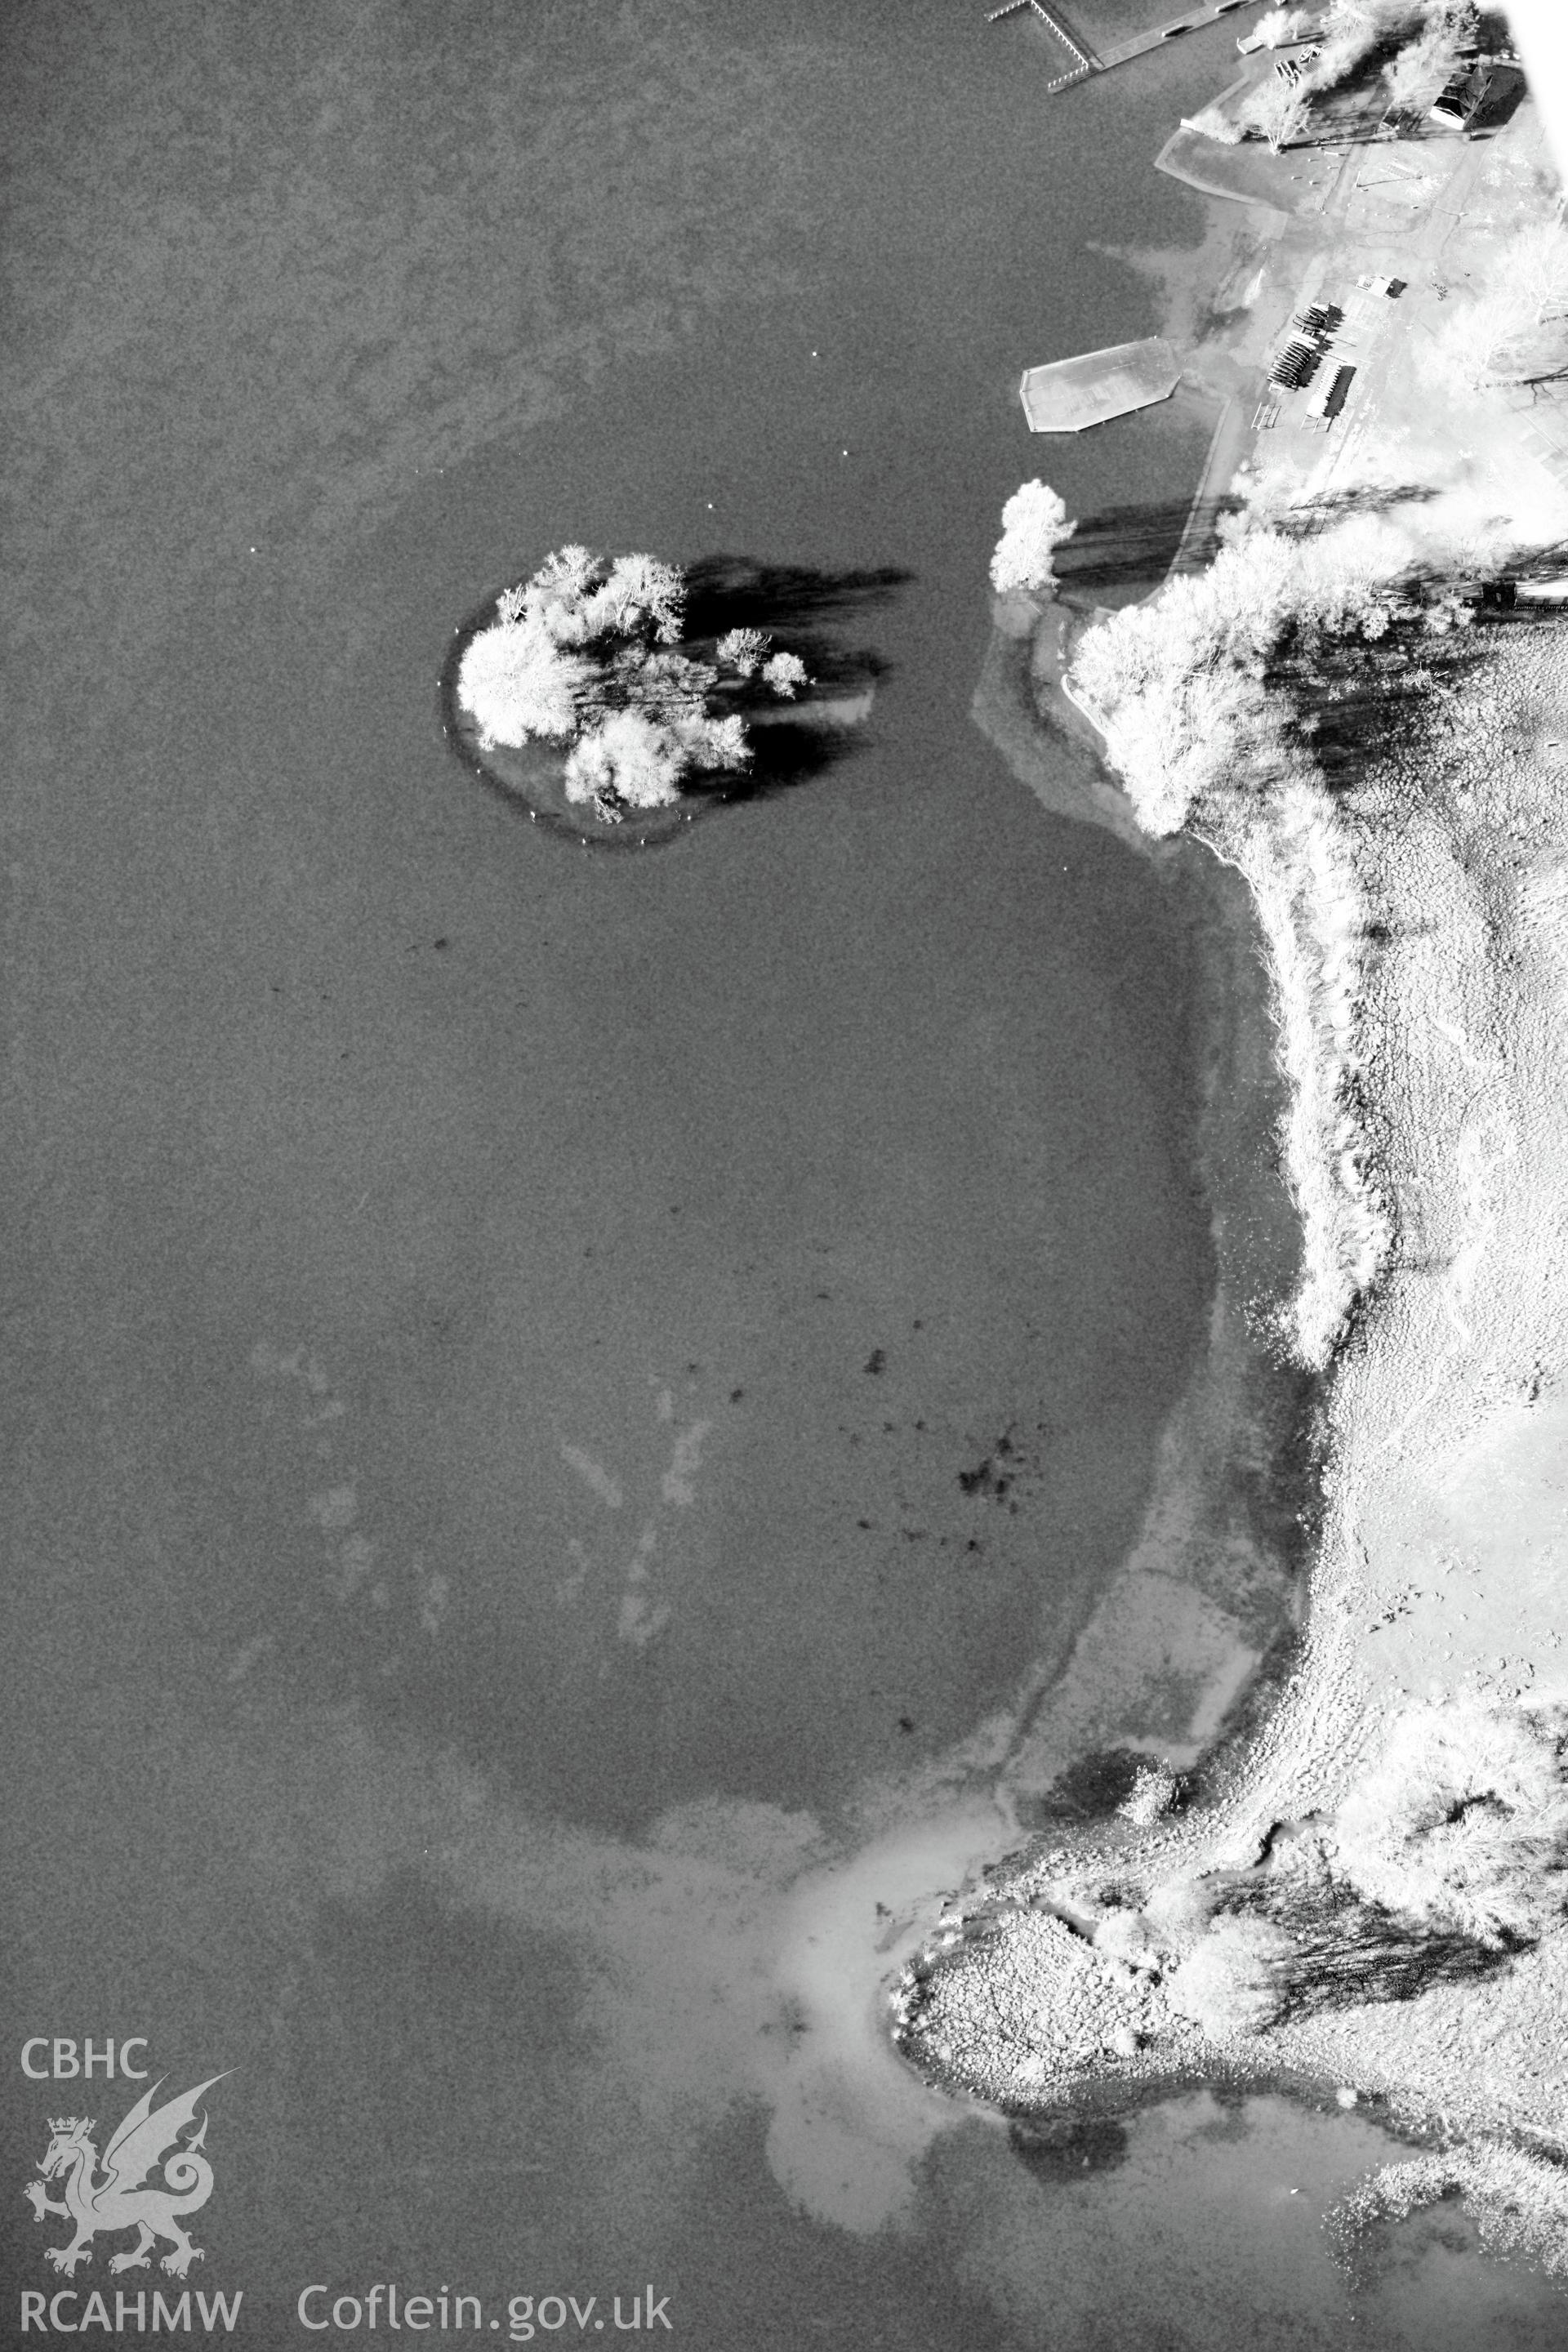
(1306, 361), (1355, 422)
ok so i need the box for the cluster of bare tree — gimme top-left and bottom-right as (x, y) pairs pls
(1192, 0), (1477, 152)
(1380, 3), (1477, 120)
(1066, 514), (1424, 833)
(1254, 4), (1318, 44)
(456, 546), (809, 822)
(1303, 0), (1468, 99)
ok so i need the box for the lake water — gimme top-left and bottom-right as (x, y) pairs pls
(4, 2), (1564, 2343)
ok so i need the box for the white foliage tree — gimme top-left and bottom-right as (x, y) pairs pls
(457, 612), (593, 749)
(1244, 73), (1312, 149)
(1381, 10), (1468, 118)
(717, 627), (772, 677)
(761, 649), (809, 698)
(699, 712), (752, 769)
(1299, 0), (1431, 97)
(1119, 1764), (1179, 1829)
(1505, 220), (1568, 323)
(1423, 223), (1568, 394)
(1165, 1915), (1295, 2038)
(1067, 514), (1417, 835)
(989, 479), (1077, 598)
(1255, 5), (1316, 42)
(586, 551), (687, 644)
(564, 709), (684, 812)
(1424, 291), (1537, 394)
(562, 707), (752, 816)
(1065, 507), (1414, 1360)
(1186, 102), (1245, 145)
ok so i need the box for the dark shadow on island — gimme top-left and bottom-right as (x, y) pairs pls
(439, 556), (906, 852)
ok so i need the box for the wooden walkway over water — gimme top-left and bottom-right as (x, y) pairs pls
(987, 0), (1259, 93)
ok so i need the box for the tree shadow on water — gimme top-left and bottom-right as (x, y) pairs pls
(679, 555), (907, 812)
(1054, 500), (1219, 598)
(683, 553), (911, 635)
(684, 553), (907, 691)
(689, 707), (866, 807)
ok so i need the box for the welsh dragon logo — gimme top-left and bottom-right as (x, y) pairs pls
(24, 2076), (226, 2278)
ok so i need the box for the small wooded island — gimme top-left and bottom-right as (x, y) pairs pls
(448, 544), (814, 842)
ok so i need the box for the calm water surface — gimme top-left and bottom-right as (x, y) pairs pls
(4, 2), (1562, 2342)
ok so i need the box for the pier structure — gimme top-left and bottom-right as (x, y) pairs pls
(985, 1), (1099, 91)
(988, 0), (1261, 92)
(1019, 336), (1183, 431)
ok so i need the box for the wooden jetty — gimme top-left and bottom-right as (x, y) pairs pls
(986, 0), (1099, 91)
(1020, 336), (1183, 431)
(988, 0), (1261, 91)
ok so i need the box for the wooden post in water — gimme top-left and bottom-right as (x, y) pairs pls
(1029, 2), (1100, 72)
